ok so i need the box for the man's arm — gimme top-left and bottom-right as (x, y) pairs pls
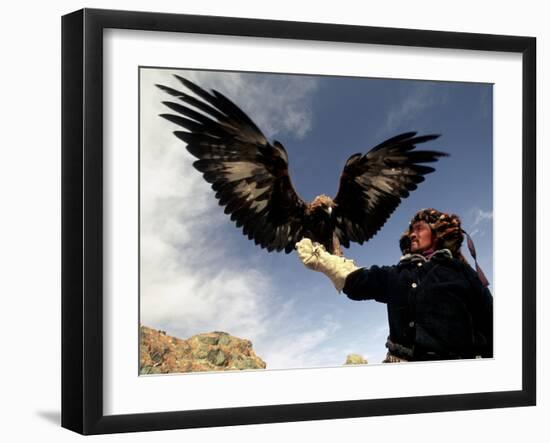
(296, 238), (391, 302)
(342, 266), (391, 303)
(463, 264), (494, 358)
(473, 285), (493, 358)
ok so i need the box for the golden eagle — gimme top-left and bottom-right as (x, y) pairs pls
(156, 75), (447, 255)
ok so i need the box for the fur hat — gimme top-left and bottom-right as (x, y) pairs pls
(399, 208), (489, 287)
(399, 208), (463, 255)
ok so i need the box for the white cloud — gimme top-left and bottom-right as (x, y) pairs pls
(140, 68), (335, 370)
(169, 70), (319, 140)
(467, 208), (493, 238)
(380, 82), (449, 136)
(324, 322), (389, 366)
(472, 208), (493, 226)
(255, 312), (342, 369)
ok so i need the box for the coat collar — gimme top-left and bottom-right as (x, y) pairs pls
(399, 248), (453, 264)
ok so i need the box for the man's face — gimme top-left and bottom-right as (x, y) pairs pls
(409, 220), (434, 253)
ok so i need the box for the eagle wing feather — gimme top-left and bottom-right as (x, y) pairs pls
(157, 75), (306, 253)
(333, 133), (447, 247)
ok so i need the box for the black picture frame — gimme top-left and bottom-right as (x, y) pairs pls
(61, 8), (536, 435)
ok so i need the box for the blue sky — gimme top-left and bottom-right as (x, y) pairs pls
(140, 68), (493, 369)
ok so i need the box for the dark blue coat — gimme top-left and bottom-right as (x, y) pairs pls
(342, 250), (493, 361)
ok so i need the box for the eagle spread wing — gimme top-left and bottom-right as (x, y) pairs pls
(332, 132), (447, 248)
(157, 75), (447, 255)
(156, 75), (307, 253)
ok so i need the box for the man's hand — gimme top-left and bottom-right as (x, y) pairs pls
(296, 238), (325, 270)
(295, 237), (359, 292)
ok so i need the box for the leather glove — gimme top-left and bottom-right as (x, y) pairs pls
(295, 238), (359, 292)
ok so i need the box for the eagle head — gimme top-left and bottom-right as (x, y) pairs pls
(309, 194), (336, 216)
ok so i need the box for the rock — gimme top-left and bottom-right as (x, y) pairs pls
(207, 348), (226, 366)
(218, 334), (232, 346)
(140, 326), (266, 374)
(198, 335), (219, 345)
(344, 353), (368, 365)
(195, 345), (209, 359)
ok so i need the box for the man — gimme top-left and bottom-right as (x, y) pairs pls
(296, 208), (493, 363)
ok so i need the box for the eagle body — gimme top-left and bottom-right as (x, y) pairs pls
(301, 195), (339, 254)
(157, 75), (448, 255)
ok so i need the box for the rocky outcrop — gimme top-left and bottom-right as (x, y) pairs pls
(344, 353), (368, 365)
(140, 326), (266, 374)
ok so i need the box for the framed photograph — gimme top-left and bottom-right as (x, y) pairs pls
(62, 8), (536, 435)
